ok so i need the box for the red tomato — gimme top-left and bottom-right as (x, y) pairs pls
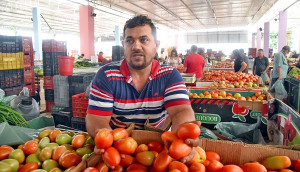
(169, 169), (181, 172)
(206, 160), (224, 172)
(153, 151), (172, 172)
(176, 123), (201, 140)
(203, 160), (211, 167)
(18, 162), (39, 172)
(220, 165), (243, 172)
(112, 128), (129, 141)
(168, 161), (189, 172)
(59, 151), (82, 168)
(72, 134), (86, 148)
(161, 131), (178, 143)
(22, 140), (38, 155)
(190, 163), (206, 172)
(83, 167), (100, 172)
(135, 144), (148, 155)
(0, 147), (13, 160)
(111, 165), (124, 172)
(95, 129), (113, 149)
(168, 139), (192, 160)
(95, 162), (109, 172)
(52, 145), (67, 161)
(49, 130), (61, 142)
(279, 169), (294, 172)
(103, 147), (121, 167)
(114, 137), (138, 154)
(126, 164), (148, 172)
(292, 159), (300, 171)
(147, 141), (162, 153)
(206, 151), (221, 161)
(241, 162), (267, 172)
(120, 154), (135, 167)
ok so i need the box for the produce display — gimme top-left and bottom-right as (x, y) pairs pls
(201, 70), (259, 83)
(288, 67), (300, 79)
(74, 61), (99, 68)
(209, 81), (260, 89)
(211, 62), (233, 69)
(1, 123), (299, 172)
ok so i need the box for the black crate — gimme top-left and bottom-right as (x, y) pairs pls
(68, 73), (95, 86)
(0, 35), (22, 53)
(288, 79), (300, 113)
(45, 89), (54, 101)
(3, 86), (22, 96)
(43, 52), (67, 76)
(71, 117), (86, 131)
(52, 110), (73, 127)
(0, 69), (24, 89)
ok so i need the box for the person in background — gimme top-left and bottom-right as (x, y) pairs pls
(183, 45), (205, 81)
(271, 45), (290, 87)
(166, 49), (182, 67)
(233, 49), (247, 73)
(239, 49), (249, 73)
(253, 49), (270, 76)
(98, 51), (104, 63)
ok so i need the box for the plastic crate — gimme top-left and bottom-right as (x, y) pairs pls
(24, 67), (35, 84)
(46, 101), (55, 112)
(43, 52), (66, 76)
(23, 51), (34, 68)
(43, 76), (54, 89)
(71, 117), (86, 131)
(0, 36), (22, 53)
(24, 83), (36, 96)
(0, 69), (24, 88)
(22, 37), (33, 52)
(45, 89), (54, 101)
(287, 77), (300, 113)
(0, 52), (23, 70)
(68, 73), (95, 86)
(3, 86), (22, 96)
(52, 110), (73, 127)
(72, 93), (89, 118)
(42, 40), (67, 52)
(54, 75), (70, 107)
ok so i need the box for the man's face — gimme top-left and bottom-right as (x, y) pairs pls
(258, 51), (263, 57)
(123, 25), (159, 70)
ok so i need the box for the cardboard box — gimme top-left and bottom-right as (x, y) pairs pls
(268, 99), (300, 146)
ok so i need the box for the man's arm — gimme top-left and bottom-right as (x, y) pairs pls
(253, 66), (256, 75)
(183, 67), (187, 73)
(166, 104), (195, 132)
(264, 65), (270, 73)
(238, 62), (247, 72)
(277, 66), (282, 80)
(86, 114), (112, 138)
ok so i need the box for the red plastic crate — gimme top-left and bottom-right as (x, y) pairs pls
(24, 84), (35, 96)
(46, 101), (55, 112)
(24, 67), (35, 84)
(43, 76), (54, 89)
(23, 54), (34, 68)
(22, 37), (33, 52)
(42, 40), (67, 52)
(72, 92), (89, 118)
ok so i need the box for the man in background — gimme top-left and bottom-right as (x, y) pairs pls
(183, 45), (205, 81)
(253, 49), (269, 76)
(240, 49), (249, 73)
(271, 45), (290, 87)
(98, 51), (104, 63)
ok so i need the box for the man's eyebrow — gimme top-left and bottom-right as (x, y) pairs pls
(125, 36), (133, 39)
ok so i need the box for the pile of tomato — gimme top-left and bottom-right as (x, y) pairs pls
(201, 71), (258, 83)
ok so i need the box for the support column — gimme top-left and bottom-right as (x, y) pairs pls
(115, 25), (120, 46)
(79, 5), (95, 59)
(32, 8), (42, 60)
(174, 34), (178, 50)
(278, 10), (287, 51)
(264, 22), (270, 58)
(256, 29), (261, 54)
(252, 33), (255, 48)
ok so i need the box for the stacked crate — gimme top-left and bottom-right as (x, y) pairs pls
(54, 75), (70, 107)
(0, 35), (24, 96)
(42, 39), (67, 112)
(22, 37), (35, 96)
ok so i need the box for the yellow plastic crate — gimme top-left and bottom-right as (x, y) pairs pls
(0, 53), (24, 70)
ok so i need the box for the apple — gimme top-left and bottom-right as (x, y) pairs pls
(247, 82), (253, 87)
(227, 84), (234, 88)
(220, 81), (225, 84)
(234, 93), (242, 99)
(234, 82), (239, 87)
(220, 91), (226, 97)
(205, 94), (212, 98)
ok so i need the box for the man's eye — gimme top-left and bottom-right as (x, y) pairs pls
(126, 39), (134, 44)
(141, 38), (149, 43)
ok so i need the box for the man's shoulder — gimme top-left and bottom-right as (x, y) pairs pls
(100, 61), (122, 71)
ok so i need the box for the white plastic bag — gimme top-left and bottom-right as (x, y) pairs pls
(270, 80), (287, 100)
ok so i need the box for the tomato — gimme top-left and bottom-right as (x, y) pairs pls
(49, 168), (63, 172)
(292, 159), (300, 171)
(95, 129), (113, 149)
(120, 154), (135, 167)
(126, 164), (148, 172)
(112, 128), (129, 141)
(49, 130), (61, 142)
(220, 165), (243, 172)
(169, 170), (181, 172)
(203, 160), (210, 167)
(39, 147), (53, 161)
(136, 151), (155, 166)
(147, 141), (162, 153)
(2, 159), (19, 172)
(168, 139), (192, 160)
(22, 140), (38, 155)
(103, 147), (121, 167)
(59, 151), (82, 168)
(150, 151), (158, 158)
(111, 165), (124, 172)
(206, 160), (224, 172)
(168, 161), (189, 172)
(241, 162), (267, 172)
(190, 163), (206, 172)
(206, 151), (221, 161)
(42, 159), (59, 171)
(95, 162), (109, 172)
(114, 137), (138, 154)
(83, 167), (100, 172)
(0, 147), (14, 160)
(176, 122), (200, 140)
(52, 146), (67, 161)
(187, 146), (206, 165)
(279, 169), (293, 172)
(18, 162), (39, 172)
(161, 131), (178, 143)
(72, 134), (86, 148)
(153, 151), (172, 172)
(135, 144), (148, 155)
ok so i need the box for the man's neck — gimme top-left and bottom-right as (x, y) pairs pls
(259, 56), (263, 59)
(128, 63), (152, 78)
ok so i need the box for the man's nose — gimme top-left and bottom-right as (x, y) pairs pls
(132, 40), (142, 50)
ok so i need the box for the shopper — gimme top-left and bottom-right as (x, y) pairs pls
(98, 51), (103, 62)
(233, 49), (247, 73)
(183, 45), (206, 81)
(271, 45), (290, 87)
(85, 15), (195, 137)
(253, 49), (269, 76)
(166, 49), (182, 67)
(239, 49), (249, 73)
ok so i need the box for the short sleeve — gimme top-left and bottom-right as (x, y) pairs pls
(164, 69), (190, 109)
(265, 58), (269, 66)
(87, 68), (114, 116)
(277, 54), (284, 67)
(183, 58), (188, 68)
(254, 58), (257, 66)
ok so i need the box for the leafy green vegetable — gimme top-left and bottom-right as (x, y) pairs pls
(288, 67), (300, 78)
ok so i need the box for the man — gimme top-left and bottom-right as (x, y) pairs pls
(98, 51), (103, 63)
(239, 49), (249, 73)
(253, 49), (269, 76)
(183, 45), (205, 81)
(85, 15), (195, 138)
(233, 49), (247, 73)
(271, 45), (290, 87)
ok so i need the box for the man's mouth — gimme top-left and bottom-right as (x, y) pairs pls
(132, 53), (144, 58)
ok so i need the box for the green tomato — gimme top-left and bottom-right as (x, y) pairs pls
(39, 137), (50, 149)
(55, 134), (72, 145)
(31, 170), (47, 172)
(38, 130), (52, 140)
(45, 143), (59, 150)
(49, 167), (63, 172)
(85, 136), (95, 146)
(26, 153), (41, 167)
(75, 147), (92, 157)
(0, 162), (12, 172)
(42, 159), (59, 171)
(39, 147), (52, 162)
(1, 159), (19, 172)
(9, 149), (25, 164)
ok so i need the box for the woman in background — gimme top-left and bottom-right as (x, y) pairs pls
(166, 49), (182, 67)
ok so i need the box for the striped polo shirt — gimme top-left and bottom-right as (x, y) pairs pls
(87, 59), (190, 129)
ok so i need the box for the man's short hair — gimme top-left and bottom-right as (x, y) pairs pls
(99, 51), (103, 54)
(123, 15), (157, 41)
(282, 46), (290, 52)
(239, 49), (244, 53)
(258, 49), (263, 52)
(191, 45), (197, 52)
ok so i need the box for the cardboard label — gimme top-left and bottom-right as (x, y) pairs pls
(195, 113), (221, 124)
